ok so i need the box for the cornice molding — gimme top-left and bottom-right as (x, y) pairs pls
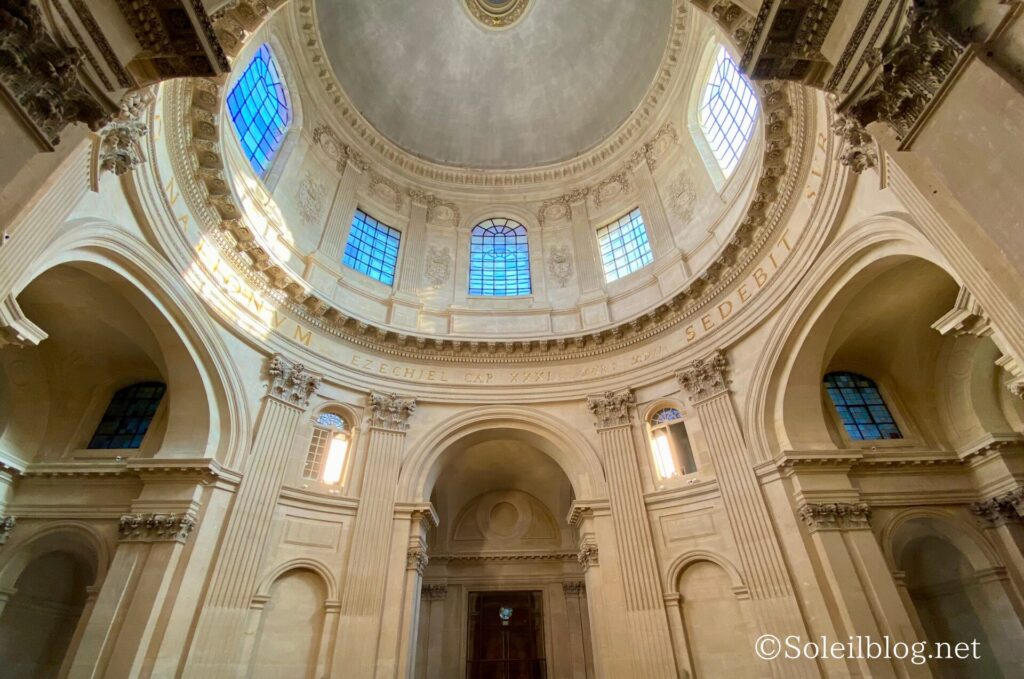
(164, 74), (811, 363)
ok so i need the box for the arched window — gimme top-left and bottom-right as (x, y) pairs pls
(343, 209), (402, 285)
(227, 43), (291, 177)
(304, 412), (351, 485)
(647, 407), (697, 479)
(699, 46), (758, 178)
(469, 218), (531, 296)
(823, 372), (903, 440)
(88, 382), (166, 449)
(597, 208), (654, 282)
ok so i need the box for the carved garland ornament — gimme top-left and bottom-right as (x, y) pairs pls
(798, 503), (872, 531)
(165, 22), (808, 363)
(118, 513), (196, 543)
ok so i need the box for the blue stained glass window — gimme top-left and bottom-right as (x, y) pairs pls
(652, 408), (683, 424)
(469, 218), (531, 297)
(597, 208), (654, 282)
(343, 210), (401, 285)
(824, 372), (903, 441)
(227, 44), (291, 177)
(316, 412), (346, 429)
(700, 46), (758, 178)
(88, 382), (166, 449)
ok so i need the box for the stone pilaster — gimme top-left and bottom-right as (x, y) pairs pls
(584, 390), (677, 678)
(676, 350), (815, 677)
(397, 192), (430, 294)
(312, 126), (369, 265)
(627, 158), (675, 259)
(183, 354), (321, 676)
(566, 189), (602, 295)
(331, 391), (417, 678)
(394, 504), (438, 679)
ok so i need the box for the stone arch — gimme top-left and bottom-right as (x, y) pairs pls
(0, 521), (109, 592)
(4, 221), (251, 466)
(745, 216), (970, 460)
(398, 405), (607, 503)
(665, 548), (749, 598)
(879, 508), (1002, 574)
(253, 558), (339, 603)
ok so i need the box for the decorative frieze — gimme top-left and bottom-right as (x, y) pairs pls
(742, 0), (843, 82)
(114, 0), (229, 78)
(118, 513), (196, 543)
(586, 389), (635, 429)
(369, 392), (417, 431)
(798, 502), (872, 531)
(676, 350), (730, 401)
(971, 487), (1024, 526)
(0, 516), (15, 545)
(266, 354), (321, 408)
(406, 547), (429, 575)
(422, 583), (448, 600)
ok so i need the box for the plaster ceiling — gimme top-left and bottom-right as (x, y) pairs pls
(314, 0), (674, 169)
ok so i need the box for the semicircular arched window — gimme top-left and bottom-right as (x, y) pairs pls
(647, 407), (697, 479)
(699, 46), (758, 179)
(304, 411), (351, 485)
(823, 372), (903, 441)
(88, 382), (166, 450)
(227, 43), (291, 178)
(469, 218), (532, 297)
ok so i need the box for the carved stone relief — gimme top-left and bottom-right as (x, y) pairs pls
(547, 245), (574, 288)
(297, 171), (327, 225)
(424, 246), (452, 288)
(118, 513), (196, 543)
(667, 172), (697, 221)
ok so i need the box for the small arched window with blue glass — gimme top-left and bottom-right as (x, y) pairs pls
(227, 43), (291, 178)
(823, 372), (903, 440)
(88, 382), (166, 449)
(468, 218), (531, 297)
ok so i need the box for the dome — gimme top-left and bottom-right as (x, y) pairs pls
(314, 0), (674, 169)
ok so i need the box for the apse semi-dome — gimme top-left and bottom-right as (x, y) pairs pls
(314, 0), (674, 169)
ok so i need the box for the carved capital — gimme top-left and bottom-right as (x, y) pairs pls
(422, 583), (448, 600)
(586, 389), (634, 429)
(798, 502), (872, 531)
(118, 513), (195, 543)
(98, 88), (155, 176)
(265, 354), (321, 408)
(407, 547), (429, 575)
(577, 541), (599, 571)
(369, 391), (417, 431)
(0, 0), (113, 147)
(831, 112), (877, 174)
(676, 350), (730, 401)
(0, 516), (15, 545)
(562, 581), (586, 597)
(971, 487), (1024, 526)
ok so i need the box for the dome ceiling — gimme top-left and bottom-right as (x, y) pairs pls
(314, 0), (673, 169)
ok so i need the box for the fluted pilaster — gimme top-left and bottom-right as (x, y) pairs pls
(584, 389), (677, 678)
(317, 161), (363, 263)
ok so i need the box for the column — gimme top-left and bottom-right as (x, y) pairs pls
(676, 351), (815, 677)
(388, 503), (438, 679)
(798, 503), (929, 678)
(331, 391), (417, 678)
(569, 192), (602, 295)
(183, 354), (322, 677)
(562, 581), (591, 679)
(420, 584), (448, 679)
(583, 391), (677, 678)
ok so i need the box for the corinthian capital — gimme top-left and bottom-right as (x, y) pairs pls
(266, 354), (321, 408)
(369, 391), (417, 431)
(586, 389), (634, 429)
(676, 350), (730, 401)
